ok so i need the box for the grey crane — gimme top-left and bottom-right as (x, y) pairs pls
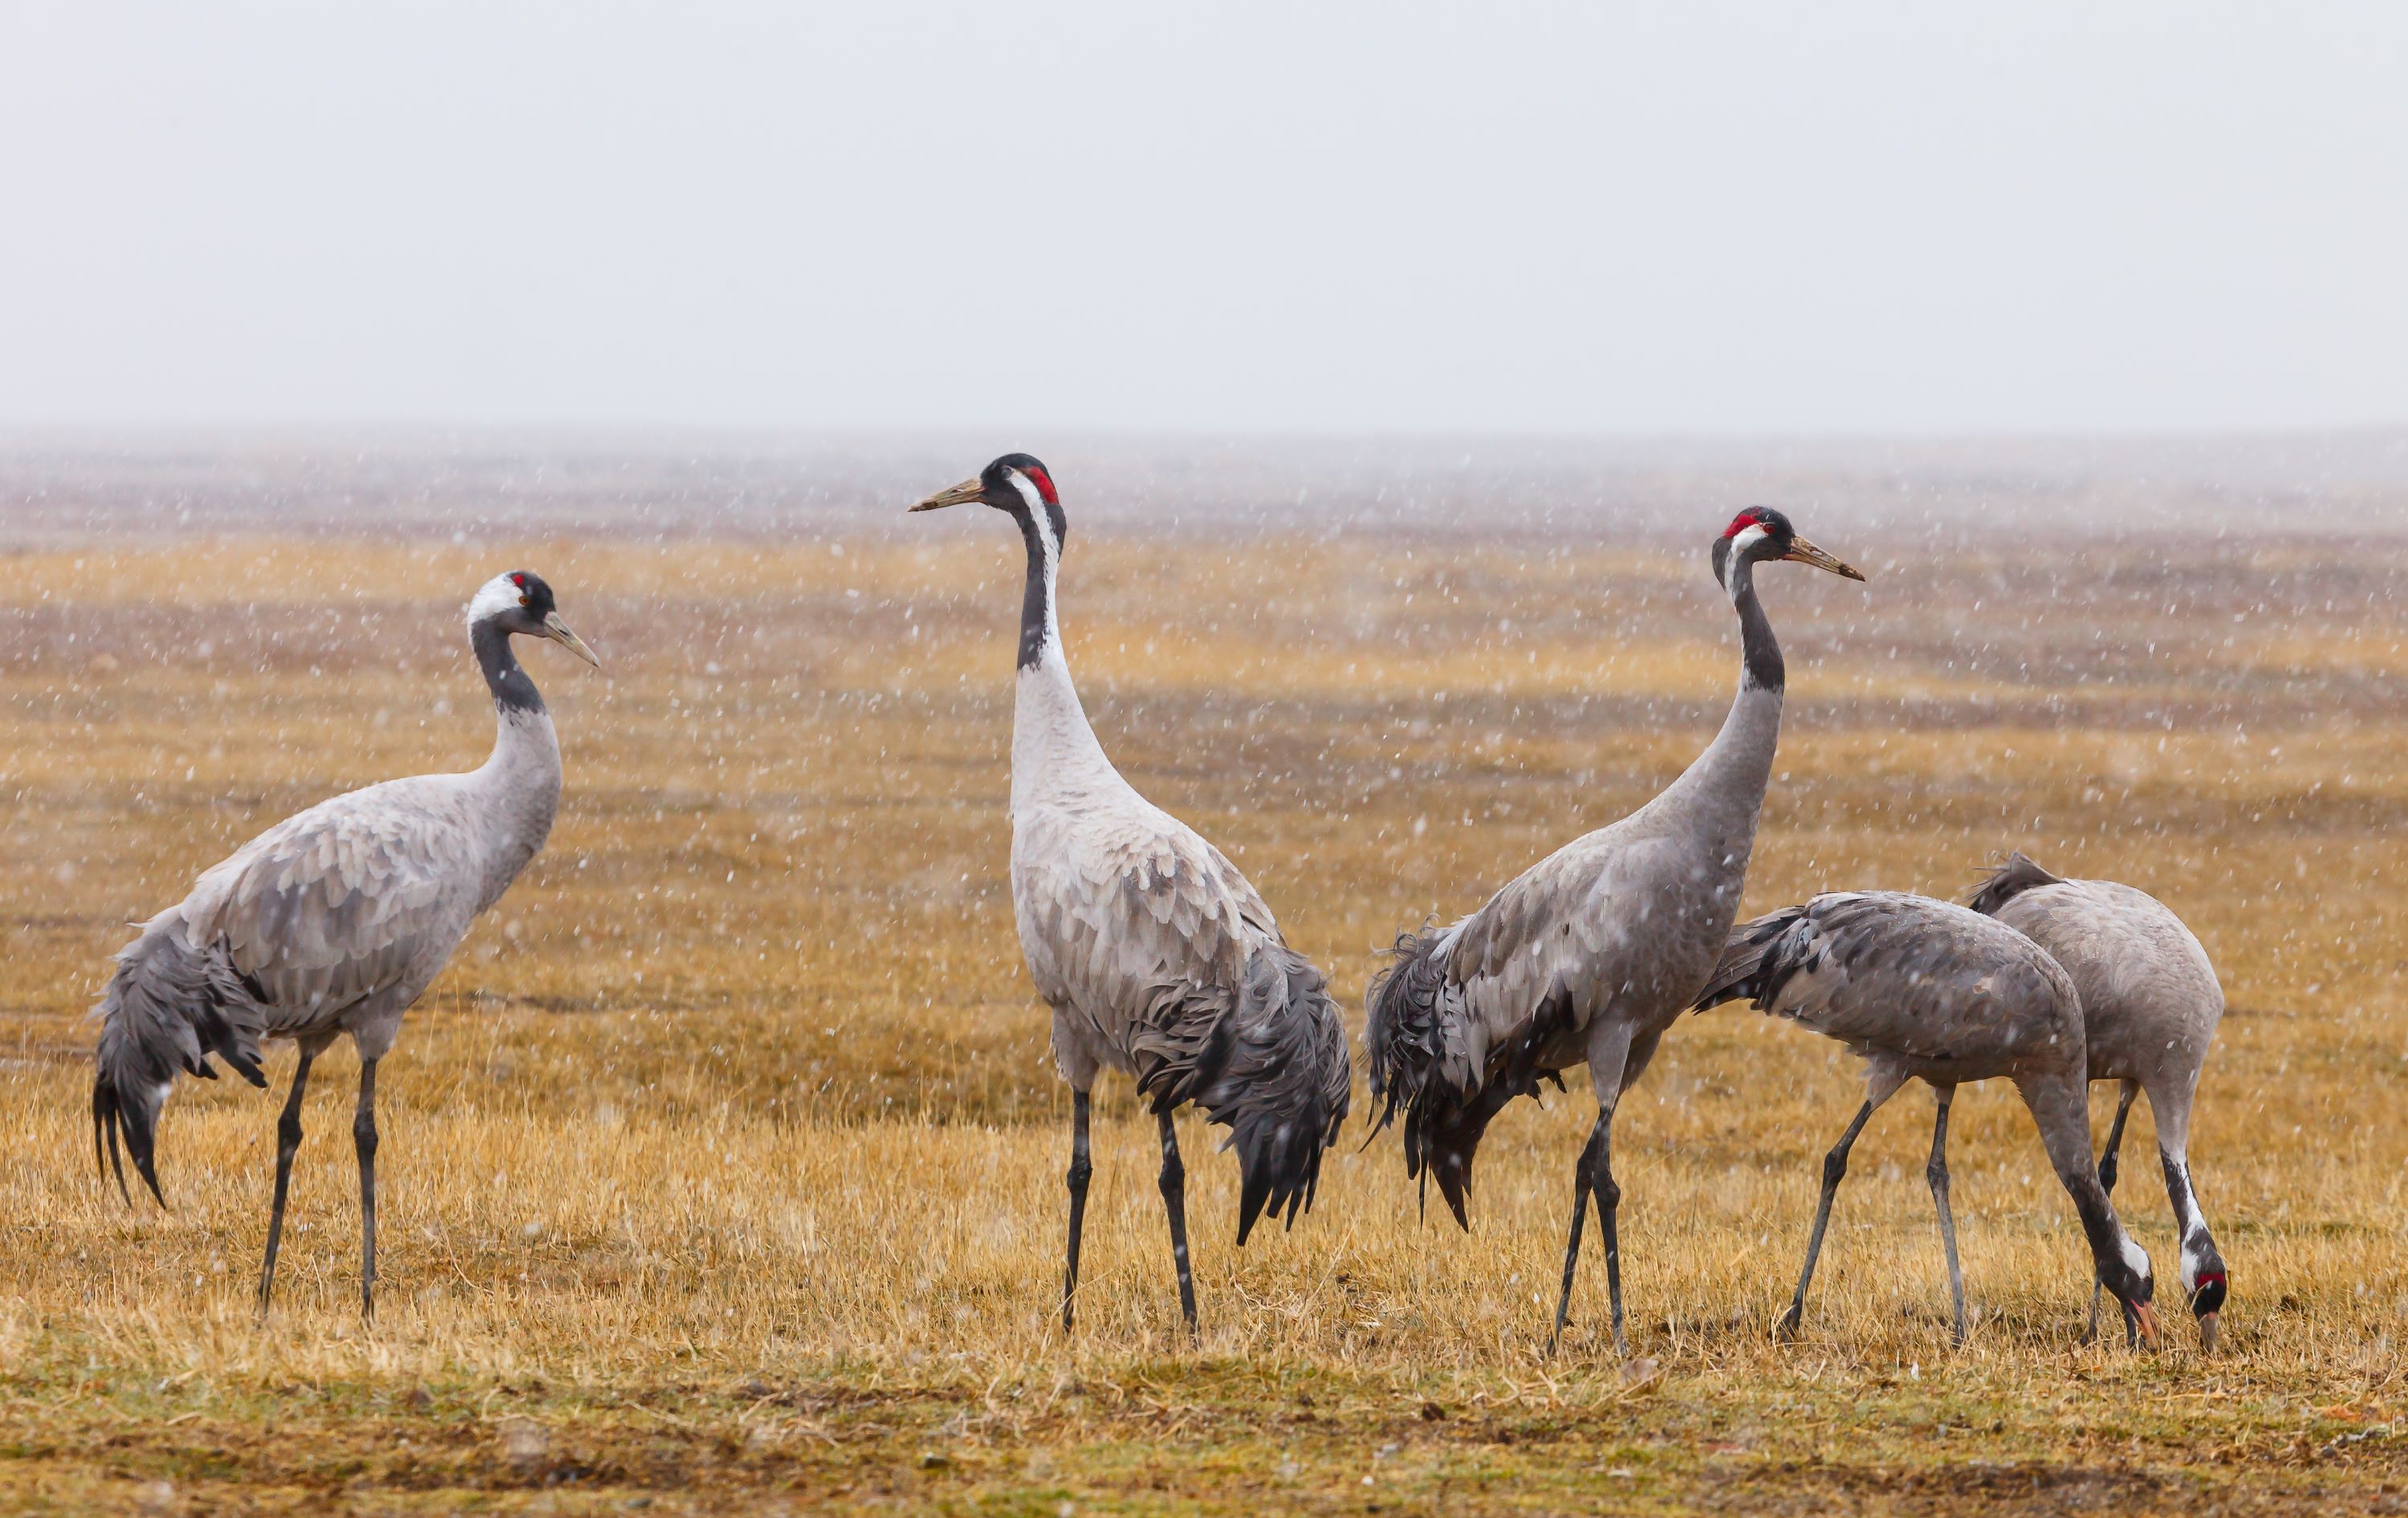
(1968, 853), (2227, 1350)
(91, 571), (600, 1318)
(1365, 507), (1864, 1354)
(911, 454), (1351, 1337)
(1694, 891), (2162, 1349)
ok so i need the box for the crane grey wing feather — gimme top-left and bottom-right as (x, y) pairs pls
(1361, 828), (1693, 1228)
(1012, 795), (1349, 1242)
(1995, 881), (2223, 1028)
(1702, 892), (2076, 1065)
(1012, 799), (1278, 1028)
(177, 778), (483, 1024)
(1440, 829), (1694, 1068)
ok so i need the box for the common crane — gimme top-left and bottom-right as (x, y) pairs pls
(1365, 507), (1864, 1353)
(1694, 891), (2162, 1349)
(92, 571), (600, 1319)
(910, 454), (1351, 1337)
(1969, 853), (2227, 1349)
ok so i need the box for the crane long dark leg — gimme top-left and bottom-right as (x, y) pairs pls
(2096, 1080), (2138, 1196)
(354, 1057), (380, 1324)
(2085, 1080), (2140, 1345)
(258, 1047), (317, 1318)
(1155, 1110), (1198, 1339)
(1781, 1097), (1880, 1340)
(1548, 1109), (1613, 1356)
(1927, 1086), (1967, 1346)
(1550, 1023), (1645, 1358)
(1061, 1089), (1092, 1333)
(1598, 1118), (1627, 1357)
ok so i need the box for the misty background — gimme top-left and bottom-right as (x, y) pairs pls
(4, 2), (2404, 438)
(2, 3), (2405, 547)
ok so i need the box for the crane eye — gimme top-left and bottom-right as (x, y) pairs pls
(519, 595), (532, 608)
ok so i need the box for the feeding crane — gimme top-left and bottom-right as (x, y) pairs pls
(1694, 890), (2162, 1349)
(1969, 853), (2227, 1349)
(1365, 507), (1864, 1354)
(92, 571), (600, 1319)
(910, 454), (1351, 1337)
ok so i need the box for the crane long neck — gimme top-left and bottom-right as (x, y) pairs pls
(1010, 507), (1117, 808)
(1731, 551), (1784, 694)
(466, 621), (563, 898)
(1647, 548), (1786, 853)
(473, 620), (545, 714)
(1017, 506), (1063, 670)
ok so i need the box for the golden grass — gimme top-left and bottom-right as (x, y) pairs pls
(2, 529), (2406, 1513)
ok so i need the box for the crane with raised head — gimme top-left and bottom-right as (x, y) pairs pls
(92, 571), (600, 1319)
(1365, 507), (1865, 1354)
(910, 454), (1351, 1338)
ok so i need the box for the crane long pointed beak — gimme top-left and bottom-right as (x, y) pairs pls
(2196, 1310), (2219, 1354)
(1783, 535), (1867, 580)
(2131, 1299), (2162, 1352)
(910, 478), (984, 513)
(543, 612), (603, 669)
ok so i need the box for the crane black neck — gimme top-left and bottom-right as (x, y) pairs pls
(1727, 551), (1784, 693)
(471, 620), (547, 714)
(1011, 500), (1069, 671)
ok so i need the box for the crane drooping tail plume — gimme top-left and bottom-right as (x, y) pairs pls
(1365, 926), (1573, 1228)
(1136, 942), (1351, 1243)
(91, 918), (270, 1204)
(1964, 851), (2066, 918)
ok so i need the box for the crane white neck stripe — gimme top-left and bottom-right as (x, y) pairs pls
(1007, 468), (1049, 516)
(1010, 471), (1066, 669)
(1724, 524), (1770, 598)
(1011, 472), (1060, 650)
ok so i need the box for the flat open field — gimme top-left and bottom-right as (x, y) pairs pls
(3, 450), (2407, 1513)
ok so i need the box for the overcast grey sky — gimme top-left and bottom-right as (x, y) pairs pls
(2, 3), (2402, 436)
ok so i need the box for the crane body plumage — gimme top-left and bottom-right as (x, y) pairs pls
(90, 571), (598, 1317)
(914, 456), (1349, 1336)
(1366, 508), (1864, 1353)
(1969, 853), (2227, 1347)
(1695, 890), (2162, 1347)
(1010, 664), (1347, 1229)
(1367, 678), (1779, 1215)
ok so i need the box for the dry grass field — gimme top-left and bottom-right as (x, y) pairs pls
(3, 486), (2407, 1513)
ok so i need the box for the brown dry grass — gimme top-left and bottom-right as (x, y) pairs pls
(2, 525), (2405, 1514)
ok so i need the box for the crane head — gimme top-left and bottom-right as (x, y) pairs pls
(466, 571), (602, 669)
(910, 454), (1061, 526)
(1712, 507), (1866, 589)
(2100, 1230), (2162, 1351)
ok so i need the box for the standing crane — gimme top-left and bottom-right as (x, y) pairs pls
(1694, 891), (2162, 1349)
(1968, 853), (2227, 1349)
(92, 571), (600, 1319)
(1365, 507), (1865, 1354)
(910, 454), (1351, 1337)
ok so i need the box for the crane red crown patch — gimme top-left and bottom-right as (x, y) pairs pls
(510, 572), (528, 588)
(1021, 466), (1059, 507)
(1720, 510), (1769, 539)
